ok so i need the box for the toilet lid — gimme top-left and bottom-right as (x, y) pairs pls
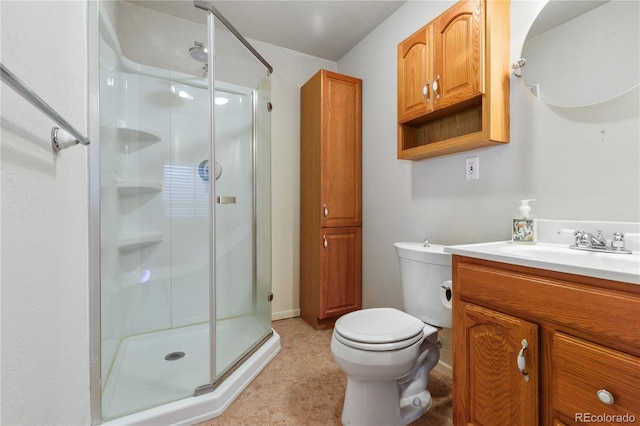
(335, 308), (425, 344)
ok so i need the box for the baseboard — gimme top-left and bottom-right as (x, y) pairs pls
(434, 360), (452, 378)
(272, 309), (300, 321)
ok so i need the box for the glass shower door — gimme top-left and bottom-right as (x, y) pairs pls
(98, 4), (212, 420)
(212, 17), (272, 380)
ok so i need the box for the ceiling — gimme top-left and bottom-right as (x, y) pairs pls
(127, 0), (407, 62)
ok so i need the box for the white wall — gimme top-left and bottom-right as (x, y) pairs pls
(248, 39), (336, 319)
(0, 1), (91, 425)
(337, 0), (640, 309)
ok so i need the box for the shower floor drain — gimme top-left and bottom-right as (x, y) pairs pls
(164, 351), (186, 361)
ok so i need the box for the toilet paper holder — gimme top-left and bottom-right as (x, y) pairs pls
(440, 281), (453, 309)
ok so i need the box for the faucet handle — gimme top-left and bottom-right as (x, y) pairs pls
(592, 230), (608, 247)
(611, 232), (625, 250)
(423, 238), (430, 247)
(573, 230), (587, 247)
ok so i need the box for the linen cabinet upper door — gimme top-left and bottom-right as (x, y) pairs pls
(320, 72), (362, 228)
(433, 0), (484, 110)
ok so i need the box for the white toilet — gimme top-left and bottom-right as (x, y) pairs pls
(330, 242), (452, 426)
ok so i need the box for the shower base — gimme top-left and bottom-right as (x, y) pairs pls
(102, 316), (280, 424)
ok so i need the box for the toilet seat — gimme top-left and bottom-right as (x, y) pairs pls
(334, 308), (427, 351)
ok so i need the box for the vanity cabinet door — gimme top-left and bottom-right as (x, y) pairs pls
(454, 302), (539, 426)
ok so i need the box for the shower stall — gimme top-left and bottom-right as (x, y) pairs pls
(88, 1), (278, 424)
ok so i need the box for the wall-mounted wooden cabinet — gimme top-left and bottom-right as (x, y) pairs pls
(397, 0), (510, 160)
(300, 70), (362, 329)
(452, 256), (640, 425)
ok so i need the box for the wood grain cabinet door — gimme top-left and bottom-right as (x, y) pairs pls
(397, 24), (433, 122)
(433, 0), (484, 110)
(456, 302), (539, 426)
(319, 227), (362, 319)
(320, 72), (362, 228)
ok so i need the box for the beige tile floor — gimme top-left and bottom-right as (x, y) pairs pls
(199, 317), (452, 425)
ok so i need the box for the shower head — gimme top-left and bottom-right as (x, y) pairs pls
(189, 42), (208, 63)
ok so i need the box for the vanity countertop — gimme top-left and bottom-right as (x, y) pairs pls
(445, 241), (640, 285)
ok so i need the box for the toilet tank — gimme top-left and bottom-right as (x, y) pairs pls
(394, 242), (452, 329)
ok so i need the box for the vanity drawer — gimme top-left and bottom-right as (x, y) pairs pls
(553, 332), (640, 424)
(455, 261), (640, 352)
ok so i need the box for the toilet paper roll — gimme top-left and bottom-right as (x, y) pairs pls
(440, 280), (453, 310)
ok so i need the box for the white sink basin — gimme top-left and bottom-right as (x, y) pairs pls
(445, 241), (640, 285)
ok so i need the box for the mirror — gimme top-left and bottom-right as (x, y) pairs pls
(520, 0), (639, 107)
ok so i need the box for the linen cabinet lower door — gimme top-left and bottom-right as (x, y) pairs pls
(319, 227), (362, 319)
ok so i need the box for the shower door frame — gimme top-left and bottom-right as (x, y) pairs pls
(87, 1), (274, 424)
(88, 1), (101, 423)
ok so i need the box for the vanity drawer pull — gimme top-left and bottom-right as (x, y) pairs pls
(597, 389), (614, 405)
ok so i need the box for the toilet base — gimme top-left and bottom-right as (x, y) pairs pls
(341, 378), (432, 426)
(400, 389), (432, 425)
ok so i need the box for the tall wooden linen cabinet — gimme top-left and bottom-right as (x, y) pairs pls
(300, 70), (362, 329)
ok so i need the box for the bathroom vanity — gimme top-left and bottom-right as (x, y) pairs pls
(448, 238), (640, 425)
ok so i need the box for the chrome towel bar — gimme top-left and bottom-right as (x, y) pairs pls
(1, 63), (90, 151)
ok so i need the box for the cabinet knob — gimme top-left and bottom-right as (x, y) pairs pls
(596, 389), (614, 405)
(323, 235), (328, 249)
(323, 203), (328, 217)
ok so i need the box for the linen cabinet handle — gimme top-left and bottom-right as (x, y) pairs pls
(323, 235), (328, 249)
(517, 339), (530, 382)
(323, 203), (328, 217)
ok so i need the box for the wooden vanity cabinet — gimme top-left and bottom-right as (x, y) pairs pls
(397, 0), (509, 160)
(300, 70), (362, 329)
(452, 256), (640, 426)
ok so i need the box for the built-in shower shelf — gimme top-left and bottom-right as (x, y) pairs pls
(116, 121), (162, 143)
(117, 180), (162, 196)
(118, 232), (163, 252)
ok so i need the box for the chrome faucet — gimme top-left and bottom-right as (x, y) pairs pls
(574, 230), (606, 248)
(571, 230), (632, 254)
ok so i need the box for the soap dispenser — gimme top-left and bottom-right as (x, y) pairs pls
(512, 199), (536, 244)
